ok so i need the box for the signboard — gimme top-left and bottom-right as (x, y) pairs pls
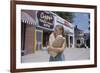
(37, 11), (54, 29)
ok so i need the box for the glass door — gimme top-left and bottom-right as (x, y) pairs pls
(35, 29), (43, 50)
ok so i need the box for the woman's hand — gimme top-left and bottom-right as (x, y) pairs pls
(47, 46), (53, 51)
(48, 46), (62, 53)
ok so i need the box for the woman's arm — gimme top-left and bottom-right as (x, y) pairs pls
(57, 40), (66, 52)
(48, 39), (66, 53)
(47, 33), (54, 52)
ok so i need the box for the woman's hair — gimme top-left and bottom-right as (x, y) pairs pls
(55, 25), (65, 37)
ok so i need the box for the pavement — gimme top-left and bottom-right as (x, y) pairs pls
(21, 48), (90, 63)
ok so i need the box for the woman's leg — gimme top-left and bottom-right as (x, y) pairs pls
(55, 53), (65, 61)
(49, 53), (65, 61)
(49, 56), (55, 61)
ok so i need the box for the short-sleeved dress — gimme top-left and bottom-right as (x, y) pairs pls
(48, 33), (66, 61)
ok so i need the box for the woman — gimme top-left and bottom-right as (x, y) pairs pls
(48, 25), (66, 61)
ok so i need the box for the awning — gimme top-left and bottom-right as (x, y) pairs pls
(21, 11), (36, 25)
(63, 25), (74, 34)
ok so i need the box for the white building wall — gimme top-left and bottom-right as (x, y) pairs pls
(51, 12), (75, 48)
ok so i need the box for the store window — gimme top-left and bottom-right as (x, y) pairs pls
(43, 30), (51, 47)
(35, 29), (43, 50)
(77, 39), (80, 44)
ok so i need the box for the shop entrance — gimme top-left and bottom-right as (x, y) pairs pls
(70, 36), (73, 47)
(21, 22), (35, 55)
(21, 22), (26, 56)
(35, 29), (43, 50)
(65, 35), (69, 47)
(43, 30), (52, 47)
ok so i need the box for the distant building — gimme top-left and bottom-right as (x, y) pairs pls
(74, 26), (85, 48)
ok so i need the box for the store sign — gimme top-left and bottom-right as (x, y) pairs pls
(37, 11), (54, 29)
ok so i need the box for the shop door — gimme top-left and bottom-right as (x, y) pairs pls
(35, 29), (43, 50)
(43, 31), (51, 47)
(70, 36), (73, 47)
(66, 35), (69, 47)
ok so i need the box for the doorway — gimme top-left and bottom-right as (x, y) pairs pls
(35, 29), (43, 50)
(43, 30), (51, 47)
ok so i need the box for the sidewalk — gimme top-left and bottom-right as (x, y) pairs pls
(22, 48), (90, 63)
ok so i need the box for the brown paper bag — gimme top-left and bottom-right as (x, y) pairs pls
(49, 35), (65, 57)
(52, 36), (65, 48)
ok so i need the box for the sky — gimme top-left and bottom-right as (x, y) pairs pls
(72, 12), (90, 33)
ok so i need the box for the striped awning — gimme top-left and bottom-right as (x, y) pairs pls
(21, 11), (36, 25)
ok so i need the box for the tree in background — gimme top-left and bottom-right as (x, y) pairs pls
(53, 11), (75, 23)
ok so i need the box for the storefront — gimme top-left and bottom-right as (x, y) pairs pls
(21, 10), (75, 55)
(21, 10), (54, 55)
(36, 11), (54, 47)
(21, 10), (36, 55)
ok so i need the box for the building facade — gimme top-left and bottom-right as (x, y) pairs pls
(74, 26), (86, 48)
(52, 12), (74, 48)
(21, 10), (75, 55)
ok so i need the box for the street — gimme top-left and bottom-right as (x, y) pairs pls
(22, 48), (90, 63)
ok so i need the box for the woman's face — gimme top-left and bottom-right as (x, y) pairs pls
(54, 27), (62, 36)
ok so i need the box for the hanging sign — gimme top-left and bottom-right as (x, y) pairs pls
(37, 11), (54, 29)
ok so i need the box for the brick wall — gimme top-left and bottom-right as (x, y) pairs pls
(24, 24), (35, 55)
